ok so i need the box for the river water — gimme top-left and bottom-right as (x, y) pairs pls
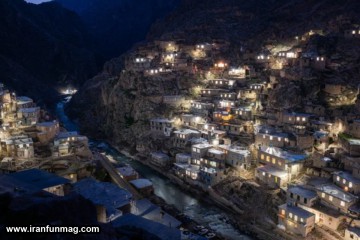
(56, 97), (251, 240)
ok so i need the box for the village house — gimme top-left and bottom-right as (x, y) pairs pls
(340, 136), (360, 157)
(233, 106), (253, 121)
(198, 166), (225, 186)
(190, 101), (214, 116)
(255, 129), (291, 148)
(218, 144), (251, 169)
(16, 96), (34, 109)
(150, 152), (171, 168)
(228, 67), (246, 79)
(0, 168), (70, 196)
(173, 128), (201, 148)
(53, 131), (89, 157)
(280, 112), (312, 126)
(163, 95), (188, 108)
(345, 227), (360, 240)
(287, 186), (318, 207)
(191, 142), (213, 160)
(219, 123), (248, 135)
(129, 178), (154, 197)
(217, 99), (236, 108)
(333, 171), (360, 194)
(237, 88), (257, 100)
(213, 111), (232, 122)
(36, 121), (60, 144)
(117, 165), (139, 181)
(173, 163), (200, 182)
(256, 146), (307, 188)
(316, 183), (358, 214)
(207, 79), (235, 89)
(278, 203), (315, 237)
(180, 114), (206, 127)
(175, 153), (191, 164)
(0, 135), (34, 159)
(150, 118), (174, 137)
(201, 88), (224, 98)
(300, 203), (346, 231)
(17, 107), (40, 126)
(73, 178), (132, 223)
(219, 92), (237, 100)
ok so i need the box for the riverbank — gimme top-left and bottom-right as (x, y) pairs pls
(110, 144), (283, 240)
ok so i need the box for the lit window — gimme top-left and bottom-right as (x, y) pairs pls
(262, 172), (266, 176)
(278, 161), (282, 166)
(321, 192), (325, 198)
(270, 136), (273, 140)
(261, 154), (265, 160)
(343, 179), (347, 184)
(294, 215), (298, 221)
(272, 158), (276, 164)
(300, 218), (304, 223)
(336, 176), (340, 181)
(278, 137), (281, 142)
(266, 156), (270, 162)
(340, 201), (345, 207)
(353, 30), (356, 34)
(302, 117), (306, 121)
(289, 213), (293, 218)
(262, 135), (265, 139)
(329, 196), (333, 201)
(349, 182), (353, 188)
(296, 117), (300, 121)
(281, 209), (285, 215)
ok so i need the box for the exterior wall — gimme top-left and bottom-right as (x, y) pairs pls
(300, 205), (345, 231)
(333, 173), (360, 194)
(278, 206), (315, 237)
(255, 168), (286, 188)
(255, 133), (288, 148)
(287, 191), (317, 207)
(317, 191), (355, 214)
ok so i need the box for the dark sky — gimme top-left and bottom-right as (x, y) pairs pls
(25, 0), (52, 4)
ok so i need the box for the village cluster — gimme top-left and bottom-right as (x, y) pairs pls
(124, 21), (360, 239)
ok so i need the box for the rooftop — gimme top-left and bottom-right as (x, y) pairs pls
(288, 186), (317, 199)
(316, 183), (357, 202)
(279, 203), (315, 219)
(174, 129), (199, 135)
(260, 146), (307, 162)
(334, 171), (360, 184)
(257, 165), (288, 178)
(36, 121), (58, 128)
(117, 165), (138, 177)
(193, 143), (212, 149)
(130, 178), (153, 189)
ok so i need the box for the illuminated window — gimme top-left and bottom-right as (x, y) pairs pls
(281, 209), (285, 215)
(270, 136), (273, 140)
(266, 156), (270, 162)
(260, 154), (265, 160)
(302, 117), (306, 121)
(296, 117), (300, 121)
(340, 201), (345, 207)
(343, 179), (346, 184)
(294, 215), (298, 221)
(289, 117), (292, 121)
(278, 161), (282, 166)
(262, 135), (265, 139)
(349, 182), (353, 188)
(262, 172), (265, 176)
(289, 213), (293, 218)
(272, 158), (276, 164)
(353, 30), (356, 34)
(321, 192), (325, 198)
(300, 218), (304, 223)
(329, 196), (333, 201)
(336, 176), (340, 181)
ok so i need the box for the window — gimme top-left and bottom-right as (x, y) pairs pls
(321, 192), (325, 198)
(266, 156), (270, 162)
(278, 137), (281, 142)
(289, 213), (293, 218)
(304, 198), (307, 204)
(349, 182), (353, 188)
(300, 218), (304, 223)
(278, 161), (282, 166)
(263, 135), (265, 139)
(262, 172), (266, 176)
(270, 136), (273, 140)
(329, 196), (333, 202)
(261, 154), (265, 160)
(340, 201), (345, 207)
(343, 179), (346, 184)
(290, 193), (294, 198)
(272, 158), (276, 164)
(336, 176), (340, 181)
(281, 209), (285, 215)
(294, 215), (298, 221)
(297, 195), (300, 201)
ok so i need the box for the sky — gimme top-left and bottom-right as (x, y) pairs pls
(25, 0), (52, 4)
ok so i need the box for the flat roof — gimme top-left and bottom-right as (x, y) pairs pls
(316, 183), (357, 202)
(0, 169), (70, 194)
(174, 129), (199, 135)
(334, 171), (360, 184)
(18, 107), (39, 113)
(117, 166), (138, 177)
(288, 186), (317, 199)
(73, 178), (132, 217)
(192, 143), (212, 149)
(260, 146), (307, 162)
(257, 165), (288, 178)
(208, 148), (224, 155)
(279, 204), (315, 219)
(130, 178), (153, 189)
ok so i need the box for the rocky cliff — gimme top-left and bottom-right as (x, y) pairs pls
(69, 0), (360, 149)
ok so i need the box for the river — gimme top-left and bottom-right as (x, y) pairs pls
(56, 96), (251, 240)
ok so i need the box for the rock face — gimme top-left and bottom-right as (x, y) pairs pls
(69, 0), (360, 149)
(0, 0), (99, 103)
(55, 0), (181, 59)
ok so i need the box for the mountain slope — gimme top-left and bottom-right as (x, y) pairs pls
(0, 0), (99, 103)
